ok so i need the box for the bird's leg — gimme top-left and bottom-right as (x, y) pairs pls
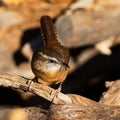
(26, 79), (32, 91)
(32, 77), (38, 83)
(51, 82), (63, 103)
(26, 77), (38, 91)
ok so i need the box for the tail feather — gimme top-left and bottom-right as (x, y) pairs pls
(40, 15), (61, 46)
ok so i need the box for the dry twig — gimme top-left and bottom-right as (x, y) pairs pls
(0, 73), (72, 104)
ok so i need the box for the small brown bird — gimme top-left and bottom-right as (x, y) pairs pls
(31, 15), (70, 89)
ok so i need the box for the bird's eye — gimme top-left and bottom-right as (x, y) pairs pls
(49, 59), (55, 63)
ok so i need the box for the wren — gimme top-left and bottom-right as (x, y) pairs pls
(31, 15), (70, 88)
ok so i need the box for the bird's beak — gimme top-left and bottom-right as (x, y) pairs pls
(61, 62), (70, 68)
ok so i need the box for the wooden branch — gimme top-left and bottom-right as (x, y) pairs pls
(0, 73), (72, 104)
(1, 103), (120, 120)
(0, 72), (100, 105)
(100, 80), (120, 106)
(0, 73), (99, 105)
(50, 103), (120, 120)
(1, 73), (120, 119)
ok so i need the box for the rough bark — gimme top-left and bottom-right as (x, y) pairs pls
(0, 73), (120, 119)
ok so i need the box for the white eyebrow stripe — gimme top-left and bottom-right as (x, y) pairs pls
(39, 52), (59, 63)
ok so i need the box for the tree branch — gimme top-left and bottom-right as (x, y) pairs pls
(1, 73), (120, 119)
(0, 73), (72, 104)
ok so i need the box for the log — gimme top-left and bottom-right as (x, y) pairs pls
(0, 73), (72, 104)
(100, 80), (120, 106)
(56, 1), (120, 48)
(0, 73), (120, 119)
(1, 104), (120, 120)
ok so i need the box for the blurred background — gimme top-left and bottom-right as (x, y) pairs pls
(0, 0), (120, 107)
